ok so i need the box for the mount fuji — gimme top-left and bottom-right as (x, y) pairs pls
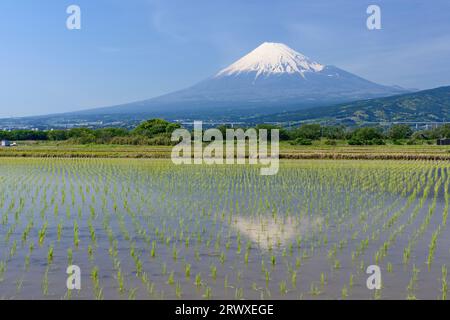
(6, 42), (407, 127)
(85, 42), (405, 119)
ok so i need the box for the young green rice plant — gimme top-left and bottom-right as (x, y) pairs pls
(203, 287), (212, 299)
(224, 275), (229, 289)
(38, 221), (48, 247)
(441, 265), (448, 300)
(128, 287), (138, 300)
(116, 268), (125, 294)
(73, 220), (79, 248)
(134, 257), (143, 276)
(291, 271), (297, 289)
(184, 263), (191, 279)
(94, 287), (104, 300)
(219, 252), (226, 264)
(279, 281), (287, 295)
(150, 241), (156, 258)
(172, 243), (178, 261)
(271, 255), (276, 266)
(320, 273), (327, 287)
(426, 227), (440, 268)
(57, 221), (63, 242)
(175, 282), (182, 298)
(407, 265), (420, 300)
(89, 220), (96, 244)
(9, 240), (17, 259)
(29, 241), (34, 254)
(67, 248), (73, 265)
(333, 259), (341, 270)
(88, 244), (94, 261)
(89, 266), (103, 300)
(349, 274), (354, 289)
(47, 244), (54, 265)
(53, 203), (59, 217)
(194, 273), (202, 287)
(387, 262), (393, 273)
(341, 285), (348, 298)
(265, 270), (270, 286)
(167, 271), (175, 285)
(295, 257), (301, 269)
(309, 282), (321, 296)
(374, 288), (382, 300)
(234, 287), (244, 300)
(403, 245), (412, 265)
(24, 254), (31, 271)
(210, 265), (217, 281)
(0, 261), (6, 282)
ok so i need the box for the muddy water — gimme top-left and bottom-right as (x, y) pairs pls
(0, 158), (448, 300)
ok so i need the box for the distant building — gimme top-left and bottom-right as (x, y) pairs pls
(1, 140), (11, 147)
(437, 138), (450, 145)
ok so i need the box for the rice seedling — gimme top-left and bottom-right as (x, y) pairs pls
(167, 271), (175, 285)
(47, 245), (54, 265)
(73, 221), (79, 248)
(0, 261), (6, 282)
(427, 227), (440, 268)
(116, 268), (125, 294)
(309, 282), (321, 296)
(91, 266), (102, 299)
(128, 287), (138, 300)
(194, 273), (202, 287)
(341, 285), (348, 298)
(407, 265), (420, 299)
(150, 241), (156, 258)
(291, 271), (297, 289)
(441, 265), (448, 300)
(184, 263), (191, 279)
(387, 262), (393, 273)
(175, 282), (182, 298)
(234, 287), (244, 300)
(279, 281), (287, 295)
(38, 221), (48, 247)
(210, 265), (217, 281)
(203, 287), (212, 299)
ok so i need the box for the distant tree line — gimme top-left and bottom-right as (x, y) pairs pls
(0, 119), (180, 145)
(1, 120), (450, 146)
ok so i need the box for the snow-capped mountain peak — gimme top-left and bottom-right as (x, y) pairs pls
(216, 42), (324, 79)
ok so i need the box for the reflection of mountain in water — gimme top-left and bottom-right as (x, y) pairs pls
(233, 215), (323, 250)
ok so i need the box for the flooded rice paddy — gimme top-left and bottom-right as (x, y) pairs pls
(0, 158), (449, 300)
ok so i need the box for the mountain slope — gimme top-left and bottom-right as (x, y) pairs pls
(85, 42), (405, 117)
(252, 86), (450, 124)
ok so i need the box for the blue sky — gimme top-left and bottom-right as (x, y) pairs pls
(1, 0), (449, 117)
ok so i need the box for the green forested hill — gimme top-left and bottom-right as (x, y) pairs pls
(255, 86), (450, 124)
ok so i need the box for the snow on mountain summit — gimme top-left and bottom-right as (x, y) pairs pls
(216, 42), (324, 79)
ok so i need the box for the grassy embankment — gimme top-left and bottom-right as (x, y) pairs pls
(1, 141), (449, 160)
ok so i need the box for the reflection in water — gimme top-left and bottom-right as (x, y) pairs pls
(233, 215), (323, 250)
